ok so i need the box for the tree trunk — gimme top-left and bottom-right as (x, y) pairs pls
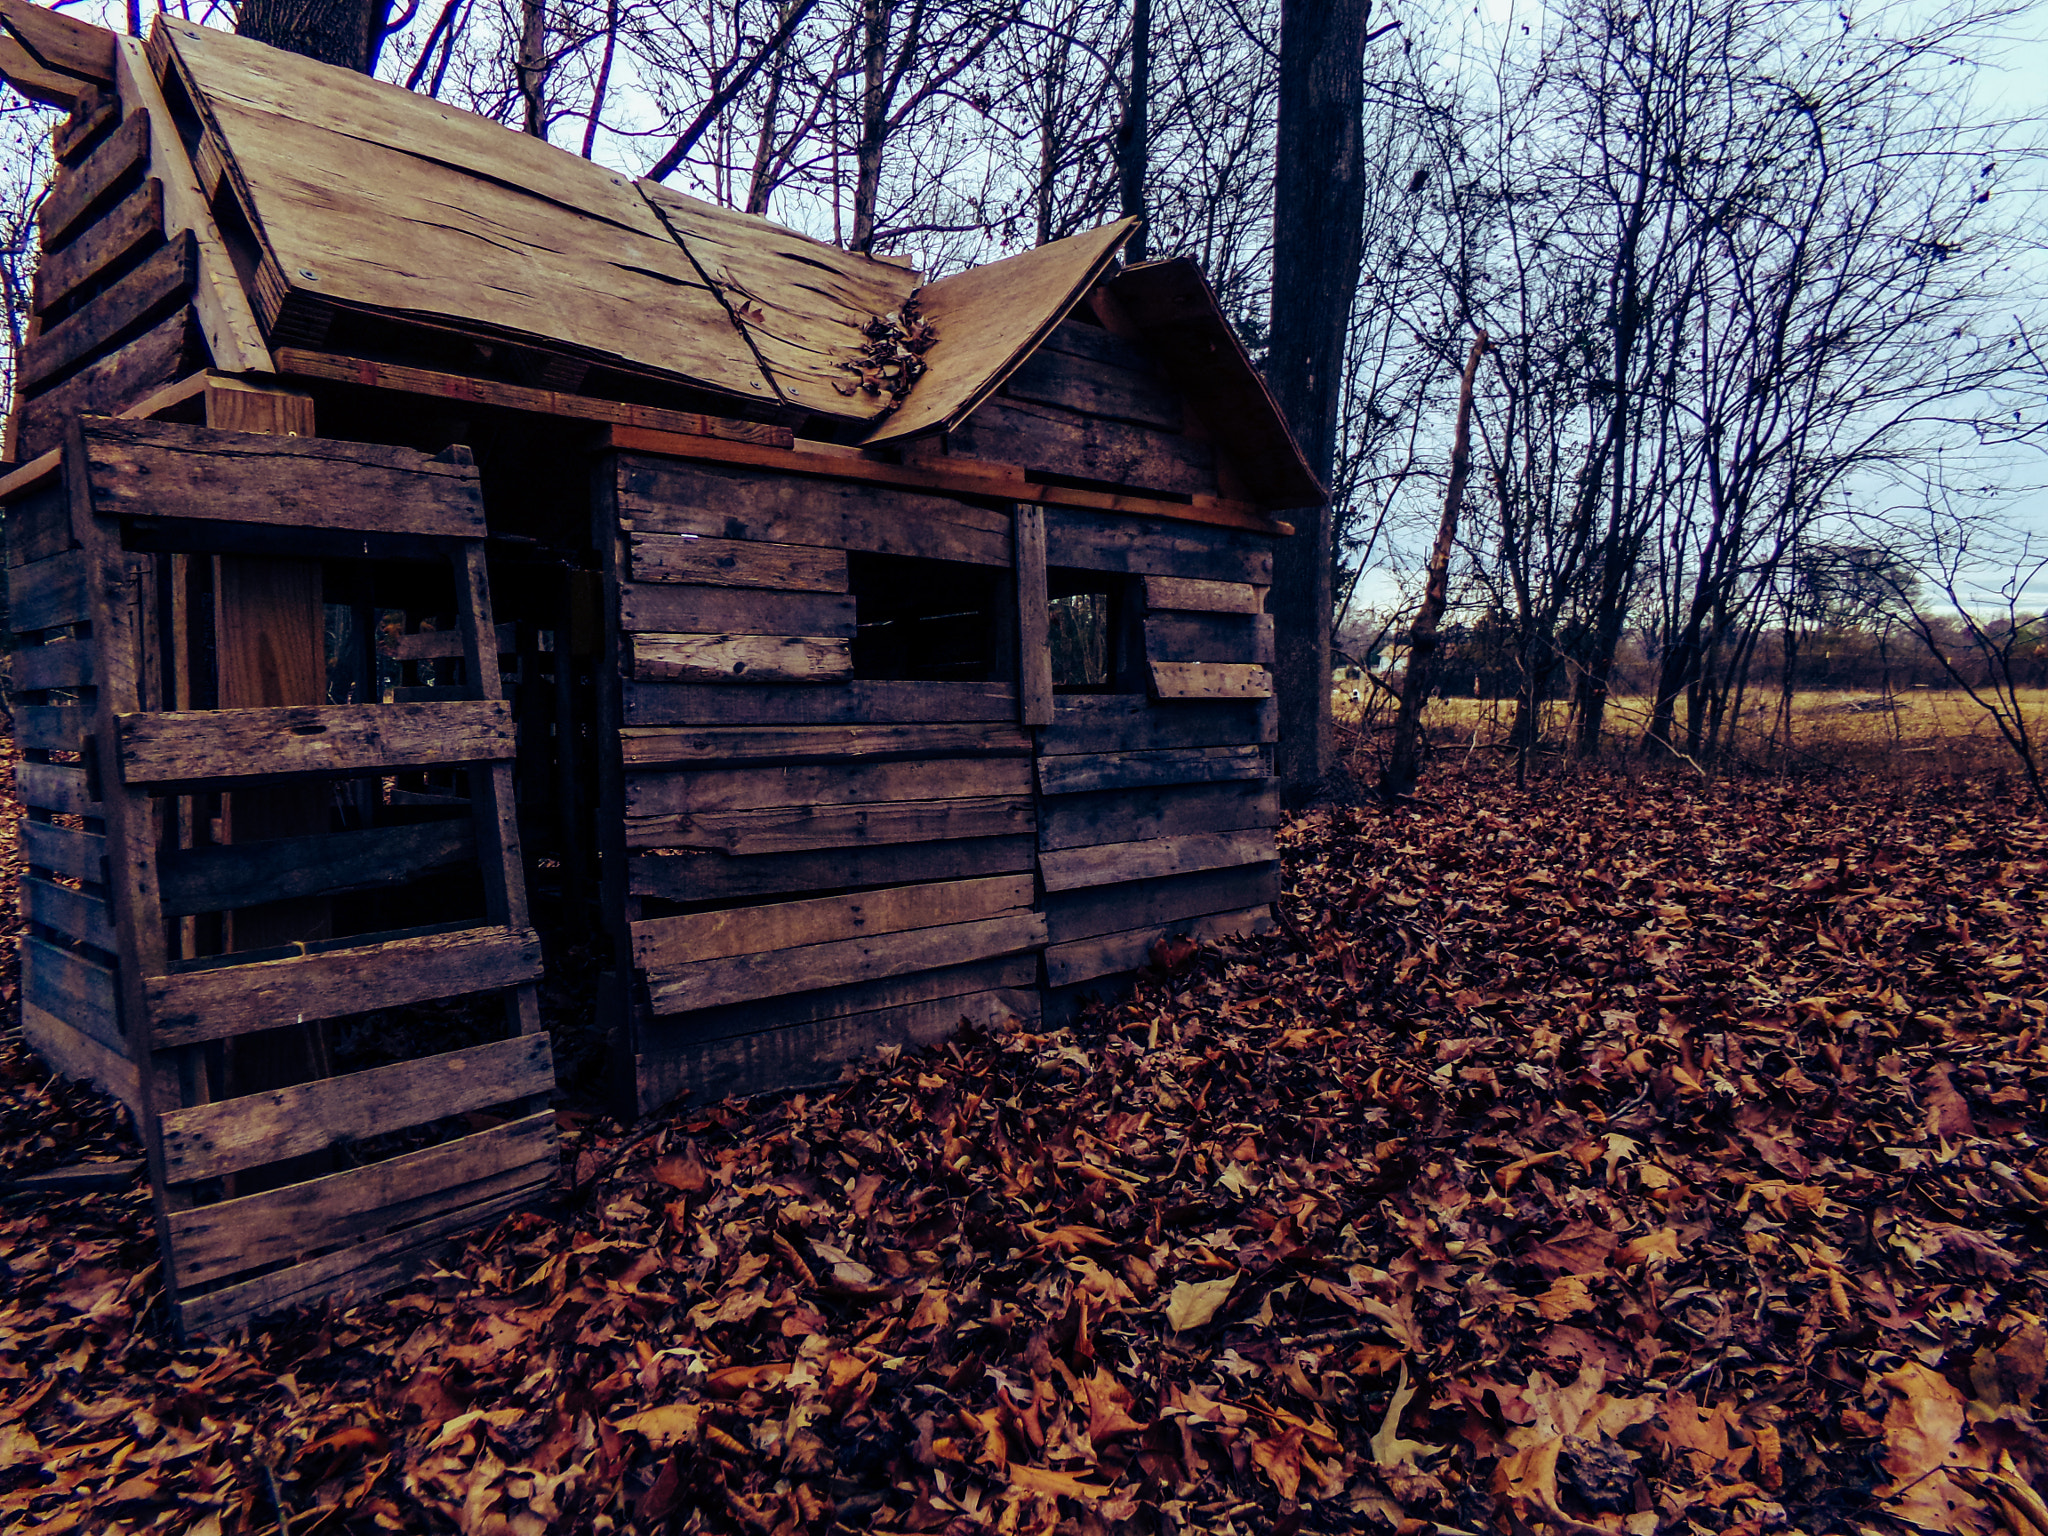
(1118, 0), (1151, 262)
(239, 0), (393, 73)
(518, 0), (548, 138)
(851, 0), (890, 253)
(1381, 334), (1487, 800)
(1268, 0), (1372, 807)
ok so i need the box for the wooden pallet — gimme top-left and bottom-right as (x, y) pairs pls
(26, 416), (555, 1339)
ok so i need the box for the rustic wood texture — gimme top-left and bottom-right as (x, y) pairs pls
(1037, 781), (1281, 852)
(0, 0), (116, 109)
(9, 548), (88, 632)
(11, 638), (95, 691)
(21, 821), (106, 884)
(4, 477), (70, 564)
(1044, 902), (1275, 987)
(274, 349), (793, 445)
(639, 183), (920, 416)
(632, 874), (1034, 971)
(32, 178), (164, 319)
(629, 532), (848, 593)
(1143, 575), (1267, 614)
(646, 911), (1047, 1016)
(1045, 862), (1281, 946)
(627, 633), (851, 684)
(621, 722), (1029, 767)
(82, 418), (485, 537)
(1045, 505), (1275, 584)
(51, 84), (118, 163)
(16, 761), (99, 816)
(163, 1110), (555, 1289)
(645, 955), (1035, 1049)
(629, 757), (1034, 816)
(1038, 828), (1279, 892)
(1007, 322), (1183, 428)
(21, 874), (117, 951)
(21, 999), (140, 1118)
(16, 704), (90, 753)
(946, 396), (1216, 500)
(630, 834), (1036, 903)
(1015, 504), (1053, 727)
(1036, 744), (1265, 796)
(616, 456), (1012, 568)
(1146, 612), (1275, 665)
(1037, 695), (1275, 755)
(617, 582), (855, 639)
(157, 820), (476, 917)
(866, 218), (1136, 442)
(624, 679), (1016, 727)
(22, 936), (120, 1050)
(37, 108), (148, 251)
(159, 1034), (555, 1183)
(1149, 660), (1274, 700)
(14, 307), (193, 458)
(147, 925), (544, 1046)
(628, 796), (1034, 855)
(116, 700), (515, 785)
(20, 233), (194, 392)
(158, 19), (768, 402)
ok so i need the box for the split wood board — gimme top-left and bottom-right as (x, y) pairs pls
(146, 924), (543, 1046)
(1044, 504), (1275, 584)
(627, 795), (1034, 855)
(1035, 744), (1266, 796)
(620, 722), (1030, 767)
(21, 874), (116, 951)
(1143, 576), (1266, 614)
(156, 19), (770, 402)
(21, 999), (140, 1119)
(21, 821), (106, 884)
(1044, 862), (1281, 946)
(22, 934), (120, 1050)
(629, 834), (1036, 903)
(1038, 828), (1279, 893)
(629, 532), (847, 592)
(645, 911), (1047, 1016)
(639, 183), (919, 417)
(627, 633), (851, 685)
(9, 548), (88, 632)
(623, 678), (1017, 727)
(11, 634), (97, 691)
(616, 455), (1012, 568)
(944, 396), (1215, 501)
(116, 699), (515, 785)
(866, 218), (1137, 443)
(1150, 661), (1273, 700)
(632, 873), (1034, 971)
(32, 179), (166, 321)
(641, 954), (1036, 1049)
(1037, 780), (1280, 852)
(20, 233), (195, 392)
(1044, 902), (1275, 988)
(1037, 695), (1275, 756)
(628, 757), (1034, 816)
(37, 108), (147, 251)
(82, 417), (484, 537)
(1005, 322), (1182, 430)
(618, 582), (855, 639)
(15, 307), (193, 459)
(1145, 612), (1274, 666)
(0, 0), (115, 109)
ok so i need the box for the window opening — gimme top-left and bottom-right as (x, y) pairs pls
(1048, 569), (1122, 691)
(849, 552), (1003, 681)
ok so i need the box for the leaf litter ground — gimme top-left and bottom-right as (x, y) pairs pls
(3, 765), (2046, 1536)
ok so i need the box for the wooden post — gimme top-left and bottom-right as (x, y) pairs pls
(1015, 503), (1053, 727)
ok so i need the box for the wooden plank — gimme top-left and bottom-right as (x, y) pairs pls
(1038, 695), (1275, 755)
(11, 636), (94, 690)
(630, 834), (1036, 903)
(1037, 744), (1265, 796)
(160, 1034), (555, 1184)
(16, 703), (89, 753)
(629, 795), (1034, 854)
(82, 418), (484, 538)
(21, 935), (121, 1050)
(628, 633), (851, 684)
(21, 1000), (139, 1120)
(618, 581), (854, 639)
(643, 986), (1039, 1109)
(0, 0), (115, 106)
(163, 1111), (555, 1289)
(14, 307), (192, 459)
(32, 178), (164, 318)
(621, 721), (1029, 767)
(1151, 660), (1273, 700)
(647, 911), (1047, 1015)
(37, 108), (146, 251)
(1038, 780), (1280, 852)
(51, 84), (118, 164)
(16, 761), (98, 816)
(8, 548), (87, 633)
(1045, 504), (1276, 584)
(865, 219), (1136, 442)
(115, 699), (515, 786)
(625, 678), (1016, 727)
(21, 233), (193, 392)
(1143, 575), (1266, 615)
(21, 821), (105, 883)
(644, 954), (1034, 1046)
(147, 925), (543, 1047)
(616, 456), (1011, 568)
(629, 756), (1034, 816)
(1046, 862), (1281, 946)
(387, 623), (515, 660)
(275, 349), (791, 445)
(1004, 327), (1183, 428)
(174, 1183), (537, 1338)
(1016, 504), (1052, 727)
(1045, 904), (1275, 988)
(21, 874), (116, 951)
(157, 19), (764, 400)
(157, 820), (476, 917)
(1146, 612), (1275, 666)
(4, 479), (70, 565)
(1039, 829), (1279, 892)
(628, 532), (847, 592)
(948, 396), (1215, 499)
(633, 874), (1034, 971)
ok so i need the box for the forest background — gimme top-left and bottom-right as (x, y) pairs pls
(3, 0), (2048, 787)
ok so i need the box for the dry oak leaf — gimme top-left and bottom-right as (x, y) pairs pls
(1079, 1367), (1148, 1442)
(1371, 1362), (1439, 1470)
(614, 1404), (702, 1451)
(1614, 1228), (1682, 1268)
(1251, 1424), (1306, 1502)
(1879, 1361), (1997, 1536)
(1007, 1464), (1112, 1504)
(1537, 1275), (1597, 1321)
(1165, 1274), (1238, 1331)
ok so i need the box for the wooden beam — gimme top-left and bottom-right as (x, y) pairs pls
(1014, 504), (1053, 727)
(0, 0), (114, 109)
(115, 699), (516, 786)
(627, 633), (851, 684)
(1150, 660), (1274, 700)
(32, 178), (164, 318)
(1035, 744), (1266, 796)
(628, 532), (847, 592)
(20, 233), (194, 392)
(37, 108), (147, 252)
(157, 820), (476, 917)
(627, 794), (1034, 855)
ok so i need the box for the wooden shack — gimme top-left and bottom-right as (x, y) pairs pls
(0, 7), (1319, 1334)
